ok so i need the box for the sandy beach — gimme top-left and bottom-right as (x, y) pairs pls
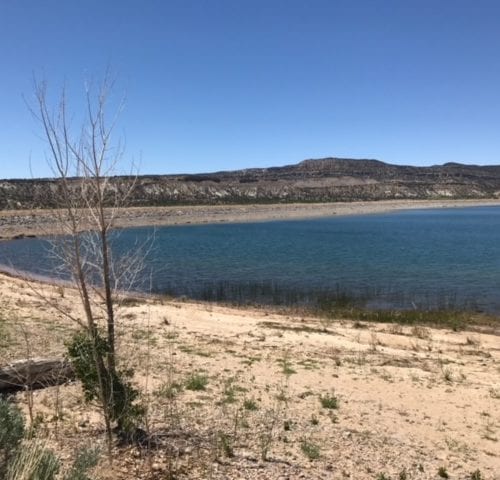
(2, 198), (500, 239)
(0, 271), (498, 479)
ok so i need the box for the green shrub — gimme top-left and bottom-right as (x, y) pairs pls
(6, 440), (59, 480)
(319, 392), (338, 409)
(0, 400), (61, 480)
(185, 372), (209, 391)
(217, 432), (234, 458)
(0, 399), (97, 480)
(67, 330), (143, 433)
(157, 381), (183, 400)
(221, 378), (237, 404)
(300, 439), (320, 460)
(376, 474), (391, 480)
(0, 320), (10, 348)
(438, 466), (449, 479)
(0, 399), (25, 478)
(66, 331), (110, 403)
(64, 445), (100, 480)
(0, 399), (25, 450)
(243, 398), (259, 411)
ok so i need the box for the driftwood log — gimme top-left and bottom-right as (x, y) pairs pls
(0, 357), (74, 394)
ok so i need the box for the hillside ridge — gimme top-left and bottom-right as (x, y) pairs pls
(2, 157), (500, 209)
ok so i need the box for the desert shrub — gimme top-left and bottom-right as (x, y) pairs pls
(157, 381), (183, 400)
(220, 377), (238, 404)
(300, 439), (320, 460)
(0, 399), (25, 478)
(64, 446), (100, 480)
(243, 398), (259, 411)
(319, 392), (338, 409)
(216, 431), (234, 458)
(438, 466), (449, 479)
(6, 440), (60, 480)
(376, 474), (391, 480)
(67, 330), (143, 433)
(0, 399), (98, 480)
(0, 320), (10, 348)
(185, 372), (209, 391)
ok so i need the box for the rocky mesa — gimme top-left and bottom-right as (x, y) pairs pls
(3, 157), (500, 209)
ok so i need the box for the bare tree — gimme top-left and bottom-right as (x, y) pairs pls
(30, 74), (145, 450)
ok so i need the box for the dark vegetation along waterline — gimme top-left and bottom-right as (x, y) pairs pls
(195, 280), (498, 330)
(1, 206), (500, 328)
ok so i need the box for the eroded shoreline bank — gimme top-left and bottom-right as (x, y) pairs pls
(2, 198), (500, 239)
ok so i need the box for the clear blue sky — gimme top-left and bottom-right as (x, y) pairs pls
(1, 0), (500, 179)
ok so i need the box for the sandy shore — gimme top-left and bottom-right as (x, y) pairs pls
(2, 198), (500, 238)
(0, 271), (499, 479)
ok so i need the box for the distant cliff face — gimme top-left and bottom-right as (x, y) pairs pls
(2, 157), (500, 209)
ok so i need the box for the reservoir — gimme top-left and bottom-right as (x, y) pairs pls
(1, 206), (500, 312)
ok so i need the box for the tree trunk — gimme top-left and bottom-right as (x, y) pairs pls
(0, 357), (74, 394)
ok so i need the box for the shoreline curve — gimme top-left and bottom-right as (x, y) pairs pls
(1, 199), (500, 239)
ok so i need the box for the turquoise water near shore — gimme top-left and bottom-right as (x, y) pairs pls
(2, 206), (500, 311)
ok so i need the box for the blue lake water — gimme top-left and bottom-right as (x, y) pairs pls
(1, 206), (500, 312)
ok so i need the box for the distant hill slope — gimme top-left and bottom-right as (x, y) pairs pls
(2, 157), (500, 209)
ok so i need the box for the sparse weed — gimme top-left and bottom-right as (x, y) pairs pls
(482, 417), (498, 442)
(438, 466), (449, 478)
(65, 445), (100, 480)
(0, 315), (11, 348)
(6, 440), (60, 480)
(370, 332), (381, 351)
(353, 321), (367, 329)
(411, 325), (431, 340)
(257, 381), (289, 461)
(489, 387), (500, 399)
(328, 411), (339, 423)
(1, 399), (92, 480)
(0, 399), (25, 477)
(243, 398), (259, 411)
(220, 377), (238, 404)
(217, 431), (234, 458)
(277, 351), (296, 376)
(376, 473), (391, 480)
(275, 384), (289, 403)
(388, 323), (403, 335)
(319, 392), (338, 409)
(300, 439), (320, 460)
(441, 366), (453, 383)
(157, 381), (183, 400)
(310, 414), (319, 426)
(185, 372), (209, 391)
(380, 370), (394, 383)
